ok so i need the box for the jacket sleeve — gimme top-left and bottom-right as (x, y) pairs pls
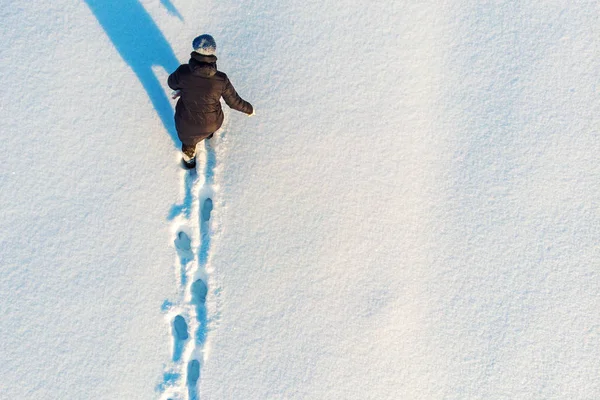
(222, 77), (253, 115)
(168, 66), (184, 90)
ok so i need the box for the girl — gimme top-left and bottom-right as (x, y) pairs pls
(168, 34), (254, 168)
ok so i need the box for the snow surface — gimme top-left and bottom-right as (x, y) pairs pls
(1, 0), (599, 399)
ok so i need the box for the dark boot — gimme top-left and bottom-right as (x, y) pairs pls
(181, 157), (196, 169)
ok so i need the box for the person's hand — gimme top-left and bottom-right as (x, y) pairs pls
(248, 109), (256, 117)
(171, 90), (181, 99)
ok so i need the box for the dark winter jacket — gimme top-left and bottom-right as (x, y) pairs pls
(168, 53), (253, 144)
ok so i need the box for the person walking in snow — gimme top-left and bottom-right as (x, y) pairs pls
(168, 34), (254, 168)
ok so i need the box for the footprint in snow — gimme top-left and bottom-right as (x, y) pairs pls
(174, 230), (191, 251)
(191, 279), (208, 344)
(201, 197), (213, 222)
(174, 230), (193, 264)
(191, 279), (208, 306)
(173, 315), (189, 340)
(187, 359), (200, 399)
(172, 315), (189, 362)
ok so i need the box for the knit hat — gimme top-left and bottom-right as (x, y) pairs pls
(192, 34), (216, 56)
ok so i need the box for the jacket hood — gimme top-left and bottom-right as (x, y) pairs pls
(189, 52), (217, 77)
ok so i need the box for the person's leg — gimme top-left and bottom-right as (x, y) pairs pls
(181, 133), (214, 168)
(182, 142), (196, 159)
(181, 142), (197, 169)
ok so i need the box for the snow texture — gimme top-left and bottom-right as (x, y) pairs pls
(1, 0), (598, 399)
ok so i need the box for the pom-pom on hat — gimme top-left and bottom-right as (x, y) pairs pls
(192, 34), (216, 56)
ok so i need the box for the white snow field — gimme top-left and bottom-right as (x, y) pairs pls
(1, 0), (598, 399)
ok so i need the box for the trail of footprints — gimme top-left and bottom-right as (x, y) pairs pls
(161, 142), (216, 400)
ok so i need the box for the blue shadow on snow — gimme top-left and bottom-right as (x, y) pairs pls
(155, 371), (180, 393)
(168, 168), (197, 220)
(83, 0), (181, 146)
(161, 0), (183, 20)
